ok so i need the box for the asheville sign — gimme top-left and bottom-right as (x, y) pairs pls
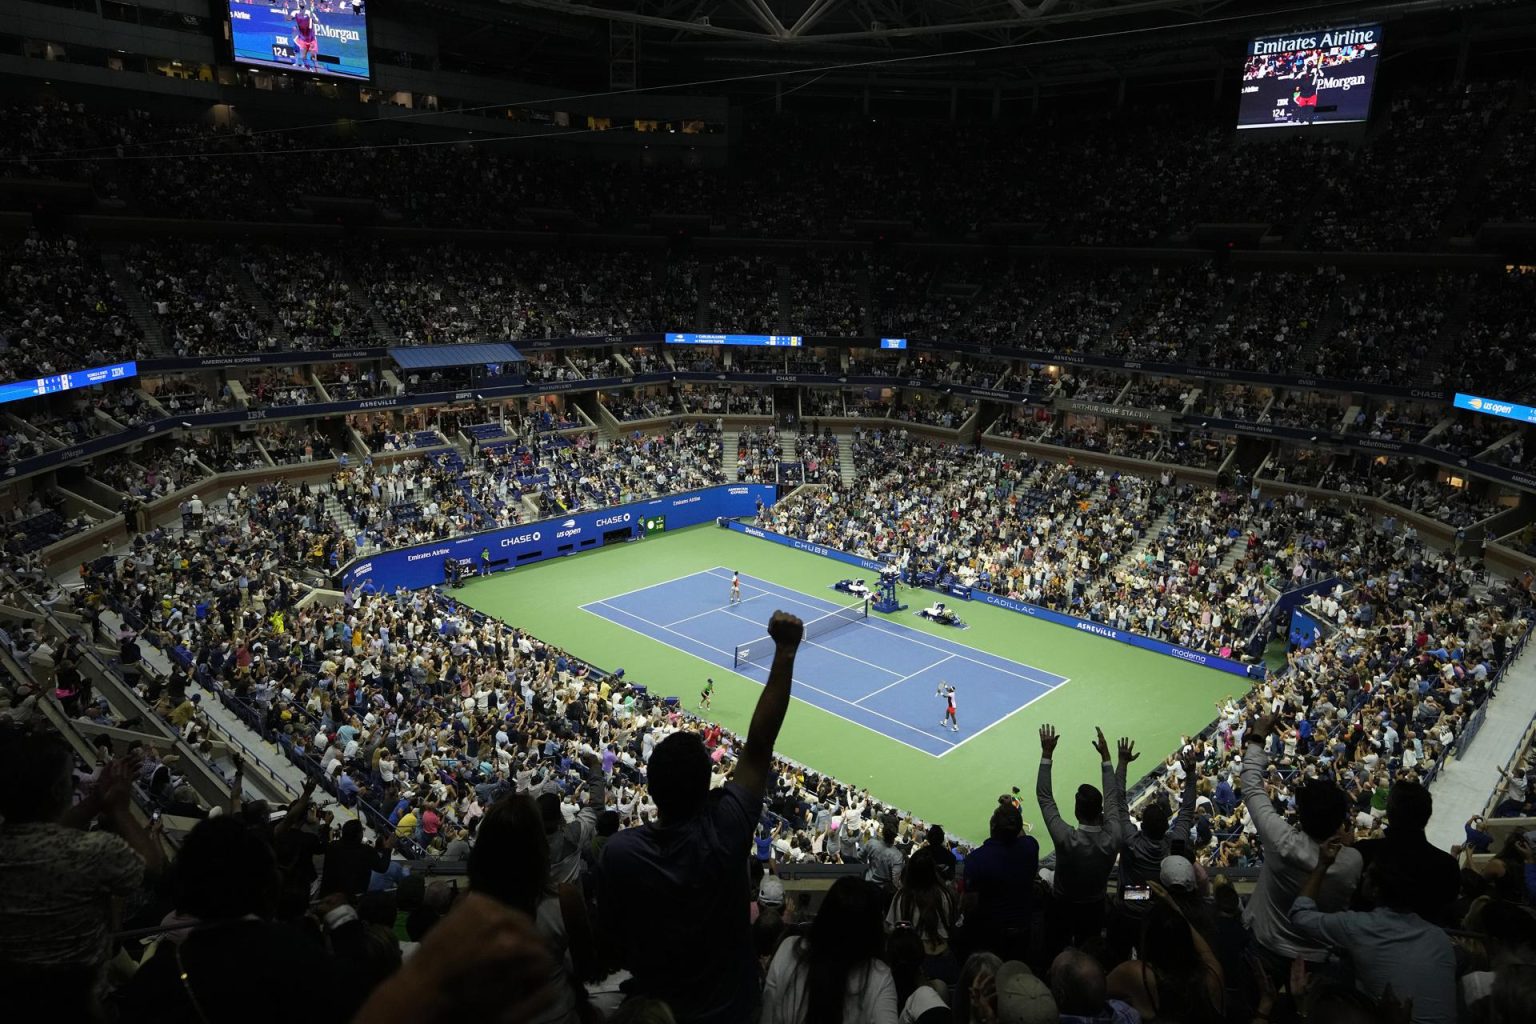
(724, 521), (1256, 679)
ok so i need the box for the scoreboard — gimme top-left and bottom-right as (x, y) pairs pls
(0, 361), (137, 407)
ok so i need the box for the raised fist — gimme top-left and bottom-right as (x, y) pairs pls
(767, 611), (805, 650)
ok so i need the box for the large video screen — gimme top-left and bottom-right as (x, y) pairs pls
(228, 0), (371, 81)
(1237, 25), (1380, 130)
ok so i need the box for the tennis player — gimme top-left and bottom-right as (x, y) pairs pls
(700, 677), (715, 711)
(937, 682), (958, 732)
(730, 571), (741, 605)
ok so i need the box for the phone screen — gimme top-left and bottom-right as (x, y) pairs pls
(1125, 885), (1151, 902)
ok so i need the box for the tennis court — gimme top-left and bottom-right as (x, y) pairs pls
(581, 567), (1069, 756)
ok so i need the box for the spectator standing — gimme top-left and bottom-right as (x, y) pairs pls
(864, 818), (906, 906)
(958, 799), (1040, 963)
(1240, 714), (1363, 974)
(601, 611), (803, 1024)
(319, 819), (395, 899)
(1037, 725), (1128, 952)
(1290, 839), (1456, 1024)
(1352, 780), (1460, 926)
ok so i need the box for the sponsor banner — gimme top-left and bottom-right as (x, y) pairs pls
(1058, 398), (1175, 425)
(723, 520), (889, 573)
(726, 523), (1252, 678)
(139, 347), (389, 372)
(338, 484), (774, 591)
(966, 590), (1255, 679)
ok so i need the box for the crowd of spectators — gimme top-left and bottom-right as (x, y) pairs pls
(0, 233), (145, 383)
(3, 400), (1536, 1024)
(123, 242), (274, 357)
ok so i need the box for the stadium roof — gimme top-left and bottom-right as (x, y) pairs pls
(406, 0), (1528, 94)
(389, 343), (526, 370)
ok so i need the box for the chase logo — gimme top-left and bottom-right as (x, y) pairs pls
(594, 513), (631, 527)
(499, 531), (541, 547)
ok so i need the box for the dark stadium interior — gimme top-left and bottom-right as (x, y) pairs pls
(3, 0), (1536, 1021)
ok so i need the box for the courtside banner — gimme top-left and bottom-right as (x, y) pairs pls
(724, 520), (890, 573)
(728, 522), (1255, 679)
(339, 484), (774, 591)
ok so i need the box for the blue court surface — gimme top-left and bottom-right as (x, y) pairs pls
(581, 567), (1069, 756)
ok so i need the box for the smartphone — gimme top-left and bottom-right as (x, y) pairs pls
(1125, 884), (1151, 902)
(151, 809), (162, 823)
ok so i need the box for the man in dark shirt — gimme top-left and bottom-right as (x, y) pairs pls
(600, 611), (803, 1024)
(960, 799), (1041, 963)
(319, 819), (395, 900)
(1352, 780), (1460, 926)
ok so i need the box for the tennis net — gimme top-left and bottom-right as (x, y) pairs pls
(732, 599), (869, 669)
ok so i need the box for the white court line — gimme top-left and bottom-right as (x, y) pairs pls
(854, 654), (956, 706)
(663, 592), (770, 628)
(937, 678), (1070, 758)
(578, 567), (721, 608)
(580, 595), (952, 758)
(706, 567), (1066, 688)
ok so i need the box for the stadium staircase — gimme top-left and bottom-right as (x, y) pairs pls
(99, 251), (170, 355)
(695, 262), (714, 327)
(838, 435), (856, 487)
(722, 427), (740, 481)
(854, 262), (876, 336)
(337, 265), (399, 343)
(225, 255), (295, 349)
(1427, 641), (1536, 851)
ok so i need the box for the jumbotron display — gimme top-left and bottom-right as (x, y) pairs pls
(227, 0), (371, 80)
(1237, 25), (1381, 130)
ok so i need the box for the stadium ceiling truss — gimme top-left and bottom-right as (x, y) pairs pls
(490, 0), (1255, 49)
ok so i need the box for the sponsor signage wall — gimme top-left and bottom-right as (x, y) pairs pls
(133, 333), (1448, 404)
(726, 521), (1258, 679)
(340, 484), (774, 591)
(7, 366), (1517, 495)
(1057, 398), (1176, 426)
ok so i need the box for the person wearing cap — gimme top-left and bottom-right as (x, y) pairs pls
(969, 960), (1058, 1024)
(755, 874), (788, 922)
(1037, 725), (1129, 953)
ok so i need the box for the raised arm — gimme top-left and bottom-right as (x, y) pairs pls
(1239, 715), (1314, 867)
(1111, 734), (1139, 846)
(1036, 725), (1070, 846)
(1171, 749), (1199, 840)
(733, 612), (803, 802)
